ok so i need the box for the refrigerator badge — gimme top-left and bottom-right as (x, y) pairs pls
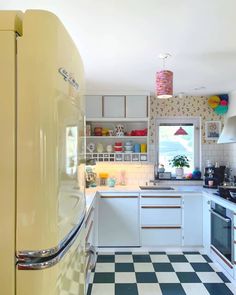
(58, 67), (79, 90)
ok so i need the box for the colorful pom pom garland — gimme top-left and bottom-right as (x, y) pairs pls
(208, 94), (229, 115)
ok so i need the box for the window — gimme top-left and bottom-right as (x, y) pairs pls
(156, 117), (200, 174)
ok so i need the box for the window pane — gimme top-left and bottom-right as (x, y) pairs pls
(159, 125), (194, 174)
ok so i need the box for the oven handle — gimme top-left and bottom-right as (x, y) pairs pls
(209, 209), (231, 223)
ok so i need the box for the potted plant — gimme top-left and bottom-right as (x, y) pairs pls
(169, 155), (190, 179)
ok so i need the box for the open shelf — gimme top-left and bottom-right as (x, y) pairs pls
(87, 136), (147, 139)
(86, 152), (148, 162)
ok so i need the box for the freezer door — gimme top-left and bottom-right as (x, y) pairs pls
(16, 10), (86, 254)
(16, 225), (86, 295)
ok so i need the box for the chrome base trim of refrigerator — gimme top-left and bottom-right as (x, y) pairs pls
(16, 213), (86, 269)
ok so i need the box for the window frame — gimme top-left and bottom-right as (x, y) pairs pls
(155, 117), (201, 172)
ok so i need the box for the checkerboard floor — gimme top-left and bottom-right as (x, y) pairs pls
(87, 251), (236, 295)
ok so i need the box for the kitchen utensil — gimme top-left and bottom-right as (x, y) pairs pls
(106, 144), (113, 153)
(140, 143), (147, 153)
(87, 142), (95, 153)
(134, 143), (141, 153)
(97, 143), (104, 153)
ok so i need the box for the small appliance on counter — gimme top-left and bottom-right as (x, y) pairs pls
(203, 165), (226, 189)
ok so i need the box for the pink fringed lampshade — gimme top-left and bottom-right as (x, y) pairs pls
(156, 70), (173, 99)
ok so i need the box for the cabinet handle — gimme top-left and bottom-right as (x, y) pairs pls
(85, 243), (97, 272)
(141, 205), (181, 209)
(141, 196), (181, 199)
(85, 221), (94, 242)
(85, 207), (94, 227)
(101, 196), (138, 199)
(142, 225), (181, 229)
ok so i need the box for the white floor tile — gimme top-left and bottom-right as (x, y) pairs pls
(196, 272), (223, 283)
(115, 272), (136, 283)
(94, 263), (115, 272)
(134, 263), (155, 272)
(91, 284), (114, 295)
(226, 283), (236, 294)
(115, 255), (133, 263)
(137, 283), (162, 295)
(209, 262), (221, 272)
(150, 254), (170, 263)
(156, 272), (180, 283)
(172, 263), (195, 272)
(182, 283), (210, 295)
(185, 254), (207, 263)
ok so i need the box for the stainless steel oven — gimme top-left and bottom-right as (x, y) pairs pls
(210, 201), (233, 264)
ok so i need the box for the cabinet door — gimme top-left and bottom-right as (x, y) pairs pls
(85, 95), (102, 118)
(203, 194), (211, 254)
(183, 194), (203, 246)
(126, 95), (148, 118)
(98, 195), (140, 246)
(103, 96), (125, 118)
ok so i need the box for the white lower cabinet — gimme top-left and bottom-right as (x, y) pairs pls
(98, 193), (140, 246)
(141, 227), (182, 246)
(140, 195), (182, 246)
(183, 194), (203, 246)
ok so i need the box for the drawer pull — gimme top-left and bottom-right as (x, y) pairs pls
(85, 207), (94, 227)
(142, 225), (181, 229)
(141, 196), (181, 198)
(86, 220), (94, 242)
(141, 205), (181, 209)
(101, 196), (138, 199)
(85, 243), (97, 272)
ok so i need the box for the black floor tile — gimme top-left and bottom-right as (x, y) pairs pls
(133, 254), (151, 263)
(97, 255), (115, 263)
(176, 272), (201, 283)
(93, 272), (115, 283)
(160, 283), (186, 295)
(115, 263), (135, 272)
(216, 272), (231, 283)
(135, 272), (158, 283)
(183, 251), (200, 255)
(191, 262), (214, 272)
(115, 283), (139, 295)
(168, 255), (188, 263)
(204, 283), (234, 295)
(153, 263), (175, 272)
(202, 254), (213, 263)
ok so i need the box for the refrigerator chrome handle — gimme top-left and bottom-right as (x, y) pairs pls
(17, 209), (86, 261)
(85, 243), (97, 270)
(17, 215), (85, 270)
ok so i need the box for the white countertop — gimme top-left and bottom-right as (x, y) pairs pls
(85, 184), (236, 216)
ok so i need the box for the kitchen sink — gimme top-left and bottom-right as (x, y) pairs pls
(139, 186), (175, 190)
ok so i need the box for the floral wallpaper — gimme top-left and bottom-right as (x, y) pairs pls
(149, 95), (224, 144)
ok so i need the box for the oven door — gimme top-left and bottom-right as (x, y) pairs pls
(210, 202), (232, 263)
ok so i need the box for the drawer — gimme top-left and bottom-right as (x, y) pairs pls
(141, 195), (182, 205)
(141, 206), (182, 225)
(141, 226), (182, 246)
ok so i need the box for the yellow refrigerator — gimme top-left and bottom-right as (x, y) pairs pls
(0, 10), (86, 295)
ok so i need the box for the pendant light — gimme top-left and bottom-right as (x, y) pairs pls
(174, 126), (188, 136)
(156, 53), (173, 99)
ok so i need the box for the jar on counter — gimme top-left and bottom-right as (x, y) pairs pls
(99, 172), (109, 186)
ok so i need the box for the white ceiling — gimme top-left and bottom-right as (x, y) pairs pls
(2, 0), (236, 95)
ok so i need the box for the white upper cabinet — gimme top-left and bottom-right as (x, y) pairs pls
(86, 95), (103, 118)
(103, 96), (125, 118)
(126, 95), (148, 118)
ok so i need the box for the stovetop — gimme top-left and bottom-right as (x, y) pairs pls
(213, 191), (236, 203)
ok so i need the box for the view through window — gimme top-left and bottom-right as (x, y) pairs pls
(158, 124), (195, 174)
